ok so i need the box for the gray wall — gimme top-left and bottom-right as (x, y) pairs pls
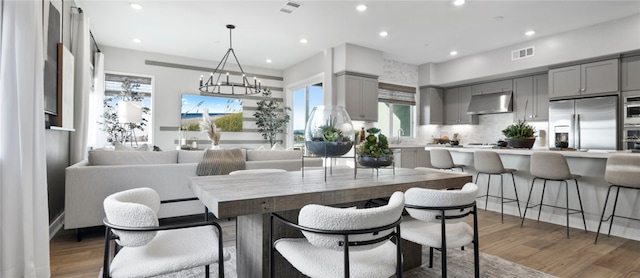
(428, 14), (640, 87)
(100, 46), (284, 151)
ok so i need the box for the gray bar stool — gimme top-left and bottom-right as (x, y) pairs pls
(595, 154), (640, 243)
(474, 150), (522, 223)
(430, 149), (465, 172)
(521, 152), (587, 238)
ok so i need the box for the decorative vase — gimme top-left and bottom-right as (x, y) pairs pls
(304, 105), (354, 157)
(357, 155), (394, 168)
(507, 138), (536, 149)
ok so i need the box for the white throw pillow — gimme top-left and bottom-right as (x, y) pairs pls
(271, 143), (285, 151)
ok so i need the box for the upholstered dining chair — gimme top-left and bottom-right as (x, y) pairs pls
(102, 187), (228, 278)
(401, 183), (480, 278)
(270, 191), (405, 278)
(430, 149), (466, 172)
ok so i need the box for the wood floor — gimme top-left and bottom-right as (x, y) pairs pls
(50, 210), (640, 278)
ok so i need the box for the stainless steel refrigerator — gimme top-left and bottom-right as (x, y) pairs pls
(548, 96), (618, 150)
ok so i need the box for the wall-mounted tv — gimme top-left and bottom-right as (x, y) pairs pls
(181, 94), (243, 132)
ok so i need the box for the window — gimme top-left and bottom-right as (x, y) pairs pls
(377, 102), (413, 137)
(291, 83), (323, 147)
(377, 83), (416, 137)
(102, 73), (153, 145)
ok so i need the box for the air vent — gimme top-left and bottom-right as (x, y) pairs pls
(280, 1), (302, 14)
(511, 46), (535, 60)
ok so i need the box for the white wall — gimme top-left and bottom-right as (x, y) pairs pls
(100, 46), (283, 150)
(333, 43), (384, 77)
(428, 14), (640, 87)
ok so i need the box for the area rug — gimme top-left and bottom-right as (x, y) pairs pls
(157, 246), (556, 278)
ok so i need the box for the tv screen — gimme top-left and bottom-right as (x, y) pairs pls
(181, 94), (243, 132)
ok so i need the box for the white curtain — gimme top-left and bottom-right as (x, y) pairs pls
(0, 1), (51, 277)
(69, 11), (90, 164)
(88, 52), (106, 148)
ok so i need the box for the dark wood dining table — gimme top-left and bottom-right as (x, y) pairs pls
(190, 167), (472, 278)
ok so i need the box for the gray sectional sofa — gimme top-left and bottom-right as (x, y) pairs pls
(64, 149), (322, 231)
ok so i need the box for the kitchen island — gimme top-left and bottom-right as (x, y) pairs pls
(424, 146), (640, 241)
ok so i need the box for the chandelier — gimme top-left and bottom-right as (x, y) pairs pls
(199, 24), (263, 95)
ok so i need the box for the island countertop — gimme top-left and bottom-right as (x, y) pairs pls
(423, 145), (636, 159)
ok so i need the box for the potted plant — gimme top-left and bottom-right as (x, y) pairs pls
(304, 105), (354, 157)
(357, 128), (394, 168)
(502, 120), (536, 149)
(253, 89), (291, 147)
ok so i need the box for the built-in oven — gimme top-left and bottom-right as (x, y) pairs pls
(623, 91), (640, 125)
(622, 125), (640, 150)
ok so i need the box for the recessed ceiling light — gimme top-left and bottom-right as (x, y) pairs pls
(130, 3), (142, 10)
(132, 38), (142, 43)
(300, 38), (308, 44)
(266, 59), (272, 63)
(453, 0), (465, 6)
(450, 51), (458, 56)
(379, 31), (388, 37)
(525, 30), (536, 36)
(356, 4), (367, 11)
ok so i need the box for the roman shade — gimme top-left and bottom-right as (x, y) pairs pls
(378, 82), (416, 105)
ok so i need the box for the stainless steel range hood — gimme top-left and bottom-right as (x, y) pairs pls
(467, 91), (513, 115)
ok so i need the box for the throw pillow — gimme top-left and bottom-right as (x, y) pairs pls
(196, 148), (246, 176)
(271, 143), (285, 151)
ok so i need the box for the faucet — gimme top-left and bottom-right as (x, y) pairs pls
(396, 128), (405, 144)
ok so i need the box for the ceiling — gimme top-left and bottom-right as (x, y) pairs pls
(78, 1), (640, 70)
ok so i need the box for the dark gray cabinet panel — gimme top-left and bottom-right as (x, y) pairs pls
(514, 74), (549, 122)
(471, 79), (513, 95)
(444, 86), (478, 125)
(534, 74), (549, 121)
(549, 59), (619, 98)
(336, 73), (378, 122)
(622, 55), (640, 91)
(419, 87), (443, 125)
(549, 65), (581, 98)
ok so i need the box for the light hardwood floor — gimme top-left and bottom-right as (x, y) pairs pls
(50, 210), (640, 278)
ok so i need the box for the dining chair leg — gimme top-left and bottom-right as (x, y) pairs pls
(608, 186), (622, 237)
(485, 174), (491, 211)
(564, 180), (570, 238)
(429, 247), (434, 268)
(574, 179), (587, 233)
(511, 173), (522, 218)
(521, 178), (537, 227)
(595, 185), (615, 244)
(537, 180), (548, 222)
(500, 174), (504, 223)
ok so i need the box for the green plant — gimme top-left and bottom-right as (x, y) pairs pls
(315, 115), (351, 143)
(253, 89), (291, 147)
(502, 120), (536, 139)
(357, 128), (393, 158)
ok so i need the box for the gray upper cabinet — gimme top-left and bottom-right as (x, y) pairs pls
(419, 87), (443, 125)
(336, 73), (378, 122)
(514, 74), (549, 122)
(549, 59), (619, 98)
(444, 86), (478, 125)
(471, 79), (513, 95)
(621, 55), (640, 91)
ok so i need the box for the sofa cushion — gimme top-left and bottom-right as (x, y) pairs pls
(247, 150), (302, 161)
(178, 150), (205, 163)
(88, 150), (178, 166)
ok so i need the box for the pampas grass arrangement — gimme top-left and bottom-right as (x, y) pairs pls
(200, 109), (221, 146)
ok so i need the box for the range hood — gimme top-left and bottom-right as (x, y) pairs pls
(467, 91), (513, 115)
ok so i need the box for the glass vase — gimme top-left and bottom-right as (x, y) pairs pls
(304, 105), (354, 157)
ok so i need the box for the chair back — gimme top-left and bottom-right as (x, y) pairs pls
(298, 191), (404, 251)
(474, 151), (505, 173)
(605, 154), (640, 188)
(530, 152), (572, 180)
(405, 183), (478, 223)
(103, 187), (160, 247)
(430, 149), (455, 169)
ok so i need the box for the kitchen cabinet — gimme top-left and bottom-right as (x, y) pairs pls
(471, 79), (513, 95)
(444, 86), (478, 125)
(621, 55), (640, 91)
(514, 74), (549, 122)
(549, 59), (619, 98)
(419, 87), (443, 125)
(336, 73), (378, 122)
(393, 147), (430, 168)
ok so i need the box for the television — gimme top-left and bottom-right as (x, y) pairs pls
(181, 94), (243, 132)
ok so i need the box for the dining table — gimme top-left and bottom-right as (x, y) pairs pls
(189, 167), (472, 278)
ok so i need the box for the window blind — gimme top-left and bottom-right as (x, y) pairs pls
(378, 82), (416, 105)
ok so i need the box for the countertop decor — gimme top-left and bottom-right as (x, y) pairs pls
(357, 128), (393, 168)
(502, 120), (536, 149)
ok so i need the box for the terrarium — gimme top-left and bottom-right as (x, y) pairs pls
(304, 105), (354, 157)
